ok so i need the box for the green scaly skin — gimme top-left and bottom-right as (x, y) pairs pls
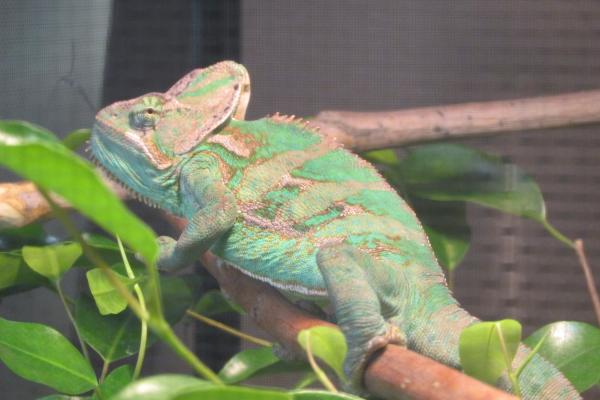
(90, 61), (580, 399)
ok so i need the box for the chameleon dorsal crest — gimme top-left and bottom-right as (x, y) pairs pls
(164, 61), (250, 154)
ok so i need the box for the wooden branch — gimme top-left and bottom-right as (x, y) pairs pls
(0, 176), (130, 230)
(313, 89), (600, 151)
(183, 221), (515, 400)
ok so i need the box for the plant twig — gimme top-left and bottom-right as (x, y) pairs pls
(185, 309), (272, 347)
(117, 236), (148, 379)
(303, 330), (338, 393)
(55, 279), (90, 362)
(313, 89), (600, 151)
(574, 239), (600, 325)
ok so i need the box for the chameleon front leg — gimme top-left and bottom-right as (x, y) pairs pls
(316, 243), (406, 391)
(158, 166), (238, 271)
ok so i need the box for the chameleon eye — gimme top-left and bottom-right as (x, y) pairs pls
(129, 107), (159, 131)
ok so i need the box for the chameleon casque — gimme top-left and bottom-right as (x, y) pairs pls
(90, 61), (580, 399)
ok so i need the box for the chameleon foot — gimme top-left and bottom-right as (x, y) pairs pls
(344, 323), (406, 393)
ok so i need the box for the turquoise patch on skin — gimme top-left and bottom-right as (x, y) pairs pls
(292, 149), (380, 182)
(227, 169), (244, 189)
(230, 119), (321, 160)
(300, 205), (344, 228)
(179, 76), (234, 98)
(211, 223), (325, 293)
(195, 143), (249, 169)
(345, 231), (401, 250)
(346, 189), (421, 231)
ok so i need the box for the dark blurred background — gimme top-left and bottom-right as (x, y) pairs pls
(1, 0), (599, 398)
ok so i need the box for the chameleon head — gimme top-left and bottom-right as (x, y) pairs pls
(90, 61), (250, 200)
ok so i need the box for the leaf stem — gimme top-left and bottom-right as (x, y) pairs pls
(303, 331), (338, 393)
(495, 324), (521, 398)
(117, 236), (148, 379)
(541, 220), (574, 249)
(185, 309), (272, 347)
(100, 360), (110, 382)
(153, 319), (223, 385)
(574, 239), (600, 325)
(515, 329), (550, 379)
(55, 279), (90, 362)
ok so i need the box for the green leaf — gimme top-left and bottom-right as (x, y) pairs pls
(297, 326), (347, 381)
(399, 144), (545, 221)
(75, 296), (142, 362)
(112, 375), (211, 400)
(0, 317), (97, 394)
(0, 223), (51, 250)
(0, 120), (58, 142)
(86, 268), (135, 315)
(524, 321), (600, 392)
(194, 289), (243, 317)
(0, 119), (158, 264)
(62, 128), (91, 151)
(83, 233), (123, 251)
(75, 276), (196, 363)
(0, 251), (47, 295)
(94, 365), (133, 400)
(411, 198), (470, 271)
(22, 242), (82, 280)
(459, 319), (522, 385)
(361, 149), (399, 166)
(161, 274), (202, 323)
(292, 390), (364, 400)
(218, 346), (280, 384)
(174, 386), (291, 400)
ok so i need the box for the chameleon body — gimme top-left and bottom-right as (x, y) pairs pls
(90, 61), (580, 399)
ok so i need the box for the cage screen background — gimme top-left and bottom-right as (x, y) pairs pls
(1, 1), (599, 398)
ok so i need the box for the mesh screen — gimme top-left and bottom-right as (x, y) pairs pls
(241, 0), (600, 328)
(241, 2), (600, 394)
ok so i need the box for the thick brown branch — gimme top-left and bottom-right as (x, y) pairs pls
(313, 89), (600, 150)
(157, 216), (514, 400)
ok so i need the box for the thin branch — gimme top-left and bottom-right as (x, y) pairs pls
(574, 239), (600, 325)
(312, 89), (600, 151)
(185, 309), (272, 347)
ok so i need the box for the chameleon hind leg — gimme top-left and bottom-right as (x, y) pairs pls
(316, 243), (406, 390)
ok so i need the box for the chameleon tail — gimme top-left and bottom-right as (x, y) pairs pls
(405, 303), (581, 399)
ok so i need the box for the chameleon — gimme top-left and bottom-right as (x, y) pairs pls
(90, 61), (580, 399)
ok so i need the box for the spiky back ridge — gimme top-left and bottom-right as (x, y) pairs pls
(190, 115), (445, 296)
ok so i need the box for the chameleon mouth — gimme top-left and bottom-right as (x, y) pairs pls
(86, 141), (159, 209)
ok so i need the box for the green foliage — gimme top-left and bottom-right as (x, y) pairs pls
(411, 198), (470, 271)
(459, 319), (521, 386)
(86, 268), (136, 315)
(297, 326), (347, 381)
(75, 295), (143, 362)
(62, 128), (91, 151)
(114, 375), (365, 400)
(524, 321), (600, 392)
(398, 144), (545, 221)
(0, 120), (158, 264)
(0, 250), (47, 294)
(94, 365), (133, 400)
(22, 242), (82, 280)
(219, 346), (280, 383)
(0, 317), (97, 394)
(218, 346), (312, 385)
